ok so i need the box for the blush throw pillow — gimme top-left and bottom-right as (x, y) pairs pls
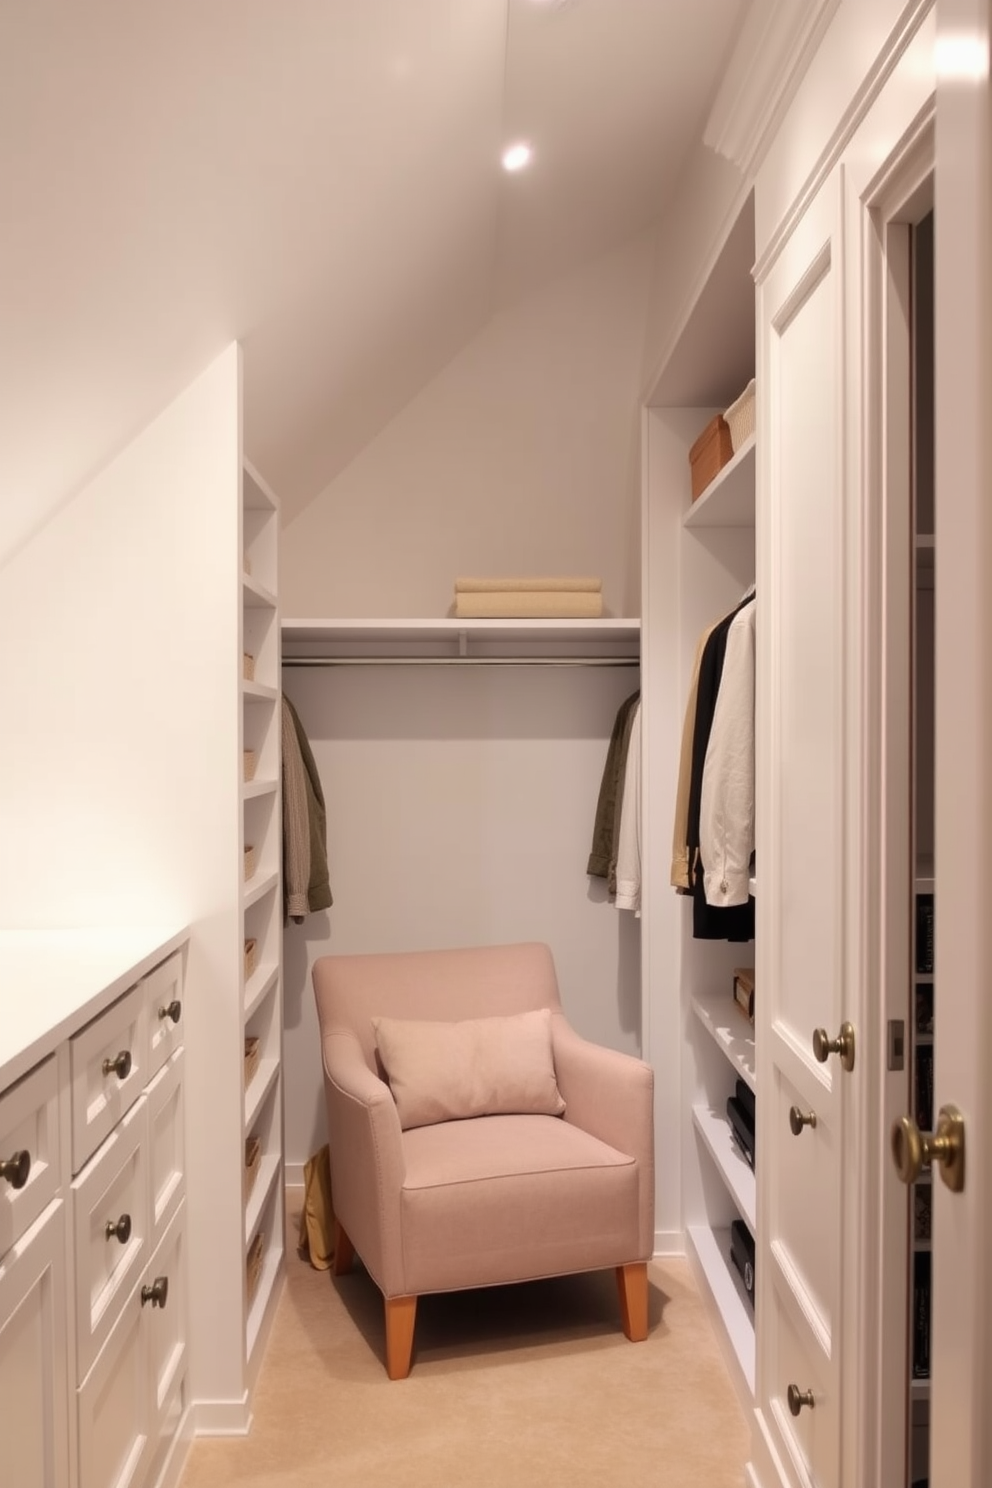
(372, 1007), (566, 1131)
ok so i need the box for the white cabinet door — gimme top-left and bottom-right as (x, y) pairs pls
(0, 1202), (70, 1488)
(753, 168), (854, 1488)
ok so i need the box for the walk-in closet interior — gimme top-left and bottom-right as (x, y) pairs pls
(1, 2), (990, 1487)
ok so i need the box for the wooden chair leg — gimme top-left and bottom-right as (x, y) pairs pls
(616, 1262), (649, 1342)
(332, 1219), (354, 1277)
(384, 1294), (417, 1380)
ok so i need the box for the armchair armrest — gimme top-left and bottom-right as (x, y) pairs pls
(320, 1028), (407, 1295)
(550, 1015), (655, 1258)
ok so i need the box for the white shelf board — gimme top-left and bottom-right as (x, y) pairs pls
(244, 1055), (280, 1133)
(281, 616), (640, 663)
(242, 680), (279, 702)
(244, 965), (279, 1023)
(683, 435), (755, 529)
(243, 460), (280, 513)
(915, 857), (934, 894)
(244, 1152), (282, 1248)
(911, 1378), (930, 1401)
(242, 778), (277, 802)
(687, 1223), (755, 1397)
(692, 1103), (756, 1234)
(243, 574), (278, 609)
(691, 986), (756, 1092)
(242, 868), (279, 911)
(246, 1239), (284, 1363)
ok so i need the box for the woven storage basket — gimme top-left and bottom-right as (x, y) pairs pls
(244, 1135), (262, 1202)
(246, 1230), (264, 1305)
(244, 844), (256, 882)
(244, 1035), (260, 1089)
(243, 652), (255, 682)
(724, 378), (756, 453)
(243, 552), (252, 576)
(243, 749), (257, 783)
(244, 937), (258, 979)
(689, 415), (734, 501)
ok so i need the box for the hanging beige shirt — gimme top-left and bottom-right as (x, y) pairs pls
(670, 621), (720, 890)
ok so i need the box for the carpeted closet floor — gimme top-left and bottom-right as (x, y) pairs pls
(177, 1193), (749, 1488)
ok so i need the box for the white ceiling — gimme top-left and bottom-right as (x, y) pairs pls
(0, 0), (750, 563)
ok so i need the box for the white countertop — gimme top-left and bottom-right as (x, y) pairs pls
(0, 924), (189, 1090)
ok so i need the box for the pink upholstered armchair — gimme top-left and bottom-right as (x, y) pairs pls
(311, 941), (655, 1378)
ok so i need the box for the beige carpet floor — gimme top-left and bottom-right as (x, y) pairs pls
(178, 1195), (749, 1488)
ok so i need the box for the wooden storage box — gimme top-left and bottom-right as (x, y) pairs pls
(733, 967), (755, 1024)
(244, 1134), (261, 1202)
(246, 1229), (264, 1306)
(244, 1035), (260, 1089)
(689, 414), (734, 501)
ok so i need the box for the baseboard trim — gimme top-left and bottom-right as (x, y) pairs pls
(189, 1395), (252, 1437)
(652, 1229), (685, 1258)
(285, 1164), (306, 1188)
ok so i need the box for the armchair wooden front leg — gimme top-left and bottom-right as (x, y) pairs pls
(385, 1295), (417, 1379)
(616, 1262), (648, 1342)
(332, 1220), (355, 1276)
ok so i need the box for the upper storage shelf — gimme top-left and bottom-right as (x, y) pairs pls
(683, 435), (755, 529)
(282, 618), (640, 667)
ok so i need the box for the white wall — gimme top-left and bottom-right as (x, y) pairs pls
(279, 230), (655, 620)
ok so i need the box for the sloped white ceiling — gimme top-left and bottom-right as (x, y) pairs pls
(0, 0), (748, 564)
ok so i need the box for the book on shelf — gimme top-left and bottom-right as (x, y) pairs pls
(915, 1045), (934, 1133)
(915, 982), (934, 1036)
(916, 894), (934, 975)
(727, 1078), (756, 1171)
(730, 1219), (755, 1309)
(914, 1185), (932, 1243)
(913, 1249), (931, 1378)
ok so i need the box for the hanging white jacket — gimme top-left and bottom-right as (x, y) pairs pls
(699, 599), (755, 907)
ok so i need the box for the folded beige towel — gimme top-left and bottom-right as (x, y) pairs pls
(454, 575), (602, 594)
(454, 590), (604, 618)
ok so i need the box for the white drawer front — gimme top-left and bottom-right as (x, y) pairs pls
(70, 984), (147, 1174)
(763, 1271), (836, 1488)
(0, 1054), (61, 1259)
(77, 1280), (150, 1488)
(147, 1202), (186, 1434)
(143, 952), (185, 1082)
(146, 1052), (184, 1248)
(0, 1201), (70, 1488)
(73, 1098), (148, 1382)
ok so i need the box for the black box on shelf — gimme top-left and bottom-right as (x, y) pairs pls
(915, 1045), (934, 1133)
(913, 1249), (931, 1378)
(916, 894), (935, 975)
(914, 1185), (932, 1243)
(727, 1090), (755, 1171)
(730, 1219), (755, 1309)
(915, 983), (934, 1036)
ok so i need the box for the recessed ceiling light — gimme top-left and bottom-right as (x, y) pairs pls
(502, 142), (533, 173)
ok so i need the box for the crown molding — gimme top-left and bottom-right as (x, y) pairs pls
(704, 0), (842, 175)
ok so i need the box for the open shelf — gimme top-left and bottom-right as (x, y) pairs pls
(242, 869), (279, 911)
(242, 779), (278, 802)
(243, 574), (278, 609)
(683, 435), (756, 529)
(244, 1151), (281, 1247)
(691, 985), (756, 1092)
(243, 680), (279, 702)
(244, 1056), (280, 1133)
(687, 1223), (755, 1395)
(692, 1103), (756, 1234)
(281, 617), (640, 666)
(244, 966), (279, 1023)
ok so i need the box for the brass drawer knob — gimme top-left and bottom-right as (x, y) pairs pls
(812, 1022), (856, 1072)
(0, 1149), (31, 1189)
(102, 1049), (132, 1081)
(141, 1276), (169, 1309)
(789, 1106), (817, 1136)
(158, 1000), (182, 1024)
(787, 1384), (815, 1416)
(105, 1213), (132, 1245)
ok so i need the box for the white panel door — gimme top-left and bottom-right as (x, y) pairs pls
(754, 168), (854, 1488)
(930, 0), (992, 1481)
(0, 1202), (70, 1488)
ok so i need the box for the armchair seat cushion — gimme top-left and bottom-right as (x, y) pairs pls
(397, 1113), (639, 1296)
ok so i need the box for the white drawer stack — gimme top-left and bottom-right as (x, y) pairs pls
(0, 931), (189, 1488)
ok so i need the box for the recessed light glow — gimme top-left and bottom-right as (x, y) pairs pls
(502, 142), (533, 172)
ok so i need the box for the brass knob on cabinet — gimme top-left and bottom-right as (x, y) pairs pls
(0, 1149), (30, 1189)
(787, 1384), (815, 1416)
(102, 1049), (132, 1080)
(141, 1276), (169, 1309)
(789, 1105), (817, 1136)
(891, 1104), (965, 1193)
(158, 1000), (181, 1024)
(812, 1021), (856, 1072)
(105, 1213), (132, 1245)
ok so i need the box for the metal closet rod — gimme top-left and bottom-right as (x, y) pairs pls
(282, 655), (639, 668)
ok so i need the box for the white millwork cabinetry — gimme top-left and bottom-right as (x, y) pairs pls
(0, 929), (190, 1488)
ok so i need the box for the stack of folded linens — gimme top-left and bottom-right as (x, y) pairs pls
(453, 576), (603, 618)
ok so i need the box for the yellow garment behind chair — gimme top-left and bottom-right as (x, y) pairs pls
(298, 1144), (335, 1270)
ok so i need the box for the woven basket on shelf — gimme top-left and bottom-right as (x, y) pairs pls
(244, 937), (258, 979)
(244, 1035), (260, 1089)
(243, 652), (255, 682)
(246, 1229), (264, 1305)
(724, 378), (756, 453)
(243, 552), (252, 576)
(244, 844), (256, 882)
(243, 749), (257, 783)
(244, 1135), (262, 1202)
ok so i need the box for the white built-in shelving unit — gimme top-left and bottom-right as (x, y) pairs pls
(281, 617), (640, 666)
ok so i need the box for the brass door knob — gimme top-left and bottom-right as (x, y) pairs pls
(891, 1104), (965, 1193)
(787, 1384), (815, 1416)
(105, 1213), (132, 1245)
(102, 1049), (132, 1081)
(0, 1149), (31, 1189)
(158, 1000), (182, 1024)
(812, 1022), (856, 1072)
(789, 1105), (817, 1136)
(141, 1276), (169, 1309)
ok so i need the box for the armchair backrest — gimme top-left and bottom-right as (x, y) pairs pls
(312, 941), (563, 1073)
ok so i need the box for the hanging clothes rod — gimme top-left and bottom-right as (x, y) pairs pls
(282, 655), (639, 668)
